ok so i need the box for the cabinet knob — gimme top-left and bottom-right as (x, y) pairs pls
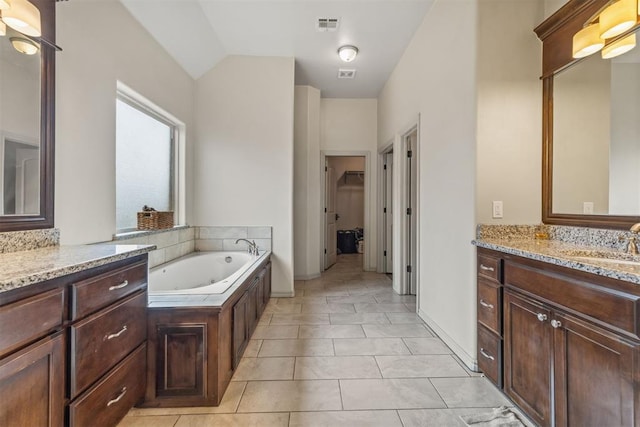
(537, 313), (548, 322)
(479, 299), (494, 310)
(551, 319), (562, 329)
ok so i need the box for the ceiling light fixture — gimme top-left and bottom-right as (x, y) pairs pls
(602, 32), (637, 58)
(2, 0), (41, 37)
(599, 0), (636, 39)
(10, 36), (38, 54)
(0, 0), (10, 10)
(338, 45), (358, 62)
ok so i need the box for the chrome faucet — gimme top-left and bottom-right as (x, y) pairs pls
(235, 238), (259, 255)
(624, 223), (640, 255)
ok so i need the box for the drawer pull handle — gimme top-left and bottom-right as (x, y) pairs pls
(105, 325), (127, 341)
(479, 299), (494, 310)
(109, 280), (129, 291)
(106, 387), (127, 407)
(551, 319), (562, 329)
(537, 313), (548, 322)
(480, 348), (495, 361)
(480, 265), (495, 272)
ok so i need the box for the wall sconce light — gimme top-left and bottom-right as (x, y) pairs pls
(602, 32), (636, 57)
(0, 0), (10, 10)
(599, 0), (637, 39)
(2, 0), (41, 37)
(338, 45), (359, 62)
(0, 21), (6, 37)
(10, 36), (38, 55)
(573, 23), (605, 58)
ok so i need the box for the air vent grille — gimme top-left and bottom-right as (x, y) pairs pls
(317, 18), (339, 32)
(338, 69), (356, 79)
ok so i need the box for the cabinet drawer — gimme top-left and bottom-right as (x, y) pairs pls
(477, 324), (502, 388)
(0, 288), (64, 358)
(70, 291), (147, 397)
(71, 261), (147, 320)
(478, 254), (501, 283)
(69, 343), (146, 427)
(478, 280), (501, 335)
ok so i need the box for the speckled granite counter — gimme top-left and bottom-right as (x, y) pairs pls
(0, 244), (156, 293)
(473, 237), (640, 285)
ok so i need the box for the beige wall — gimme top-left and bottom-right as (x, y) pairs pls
(378, 0), (478, 367)
(56, 1), (194, 244)
(476, 0), (543, 224)
(294, 86), (322, 280)
(193, 56), (295, 297)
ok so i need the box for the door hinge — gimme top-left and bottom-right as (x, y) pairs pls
(325, 166), (328, 171)
(406, 208), (412, 215)
(406, 265), (412, 273)
(325, 207), (327, 213)
(407, 150), (413, 158)
(383, 207), (387, 213)
(383, 164), (387, 170)
(324, 249), (327, 254)
(384, 250), (387, 256)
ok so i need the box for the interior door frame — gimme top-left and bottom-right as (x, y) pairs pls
(320, 150), (372, 272)
(377, 141), (394, 275)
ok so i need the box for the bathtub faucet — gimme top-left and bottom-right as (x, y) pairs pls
(235, 239), (259, 256)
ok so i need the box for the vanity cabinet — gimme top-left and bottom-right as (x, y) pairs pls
(145, 258), (271, 407)
(0, 254), (149, 427)
(478, 248), (640, 427)
(476, 249), (503, 388)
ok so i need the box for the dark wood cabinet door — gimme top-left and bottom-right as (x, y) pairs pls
(0, 332), (64, 427)
(263, 263), (272, 306)
(553, 313), (638, 427)
(155, 325), (205, 398)
(247, 280), (259, 337)
(504, 290), (553, 427)
(233, 291), (249, 369)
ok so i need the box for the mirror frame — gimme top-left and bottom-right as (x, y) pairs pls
(0, 0), (55, 231)
(536, 0), (640, 229)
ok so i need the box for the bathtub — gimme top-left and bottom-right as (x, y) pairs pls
(149, 251), (261, 295)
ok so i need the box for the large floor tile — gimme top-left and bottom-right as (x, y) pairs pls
(258, 339), (335, 357)
(430, 377), (512, 408)
(303, 289), (351, 297)
(397, 408), (477, 427)
(263, 304), (302, 314)
(354, 303), (410, 313)
(117, 416), (179, 427)
(385, 312), (423, 324)
(237, 380), (343, 412)
(275, 296), (328, 305)
(175, 413), (289, 427)
(294, 356), (381, 379)
(258, 314), (272, 325)
(299, 324), (365, 338)
(326, 295), (378, 304)
(301, 303), (356, 313)
(340, 378), (446, 410)
(363, 324), (433, 338)
(374, 294), (417, 303)
(289, 410), (403, 427)
(329, 312), (390, 325)
(333, 338), (411, 356)
(403, 337), (452, 354)
(251, 325), (299, 339)
(375, 355), (469, 378)
(232, 357), (295, 381)
(270, 313), (330, 325)
(243, 340), (262, 357)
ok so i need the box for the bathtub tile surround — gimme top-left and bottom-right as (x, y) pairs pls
(196, 226), (273, 253)
(114, 226), (195, 268)
(0, 228), (60, 254)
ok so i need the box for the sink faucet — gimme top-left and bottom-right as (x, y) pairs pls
(235, 238), (259, 256)
(624, 223), (640, 255)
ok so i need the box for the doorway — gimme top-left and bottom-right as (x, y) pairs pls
(382, 148), (393, 275)
(324, 155), (366, 270)
(405, 129), (418, 295)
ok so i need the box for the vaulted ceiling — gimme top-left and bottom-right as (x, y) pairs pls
(119, 0), (434, 98)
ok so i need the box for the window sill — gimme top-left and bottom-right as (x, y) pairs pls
(113, 225), (189, 241)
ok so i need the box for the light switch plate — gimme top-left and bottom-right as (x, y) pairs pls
(492, 201), (503, 219)
(583, 202), (594, 214)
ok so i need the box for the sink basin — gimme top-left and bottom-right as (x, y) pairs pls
(558, 249), (640, 267)
(572, 256), (640, 267)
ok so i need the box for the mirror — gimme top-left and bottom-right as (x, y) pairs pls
(0, 0), (54, 231)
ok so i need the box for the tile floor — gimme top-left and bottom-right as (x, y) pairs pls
(119, 254), (531, 427)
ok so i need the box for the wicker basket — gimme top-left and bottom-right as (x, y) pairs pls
(137, 211), (174, 230)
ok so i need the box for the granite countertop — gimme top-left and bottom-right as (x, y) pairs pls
(473, 237), (640, 285)
(147, 250), (272, 308)
(0, 244), (156, 293)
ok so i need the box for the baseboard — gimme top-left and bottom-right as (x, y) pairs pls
(294, 273), (321, 281)
(418, 308), (478, 372)
(271, 291), (295, 298)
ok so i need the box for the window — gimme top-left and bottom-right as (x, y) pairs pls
(115, 89), (181, 233)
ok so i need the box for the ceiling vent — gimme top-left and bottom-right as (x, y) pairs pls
(338, 69), (356, 79)
(317, 18), (339, 32)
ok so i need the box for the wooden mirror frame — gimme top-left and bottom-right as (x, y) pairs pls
(0, 0), (55, 231)
(536, 0), (640, 229)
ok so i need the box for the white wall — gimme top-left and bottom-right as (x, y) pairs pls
(320, 99), (377, 271)
(56, 1), (194, 244)
(193, 56), (295, 297)
(378, 0), (478, 366)
(294, 85), (321, 280)
(476, 0), (543, 224)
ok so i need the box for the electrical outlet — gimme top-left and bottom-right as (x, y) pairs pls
(492, 201), (503, 219)
(583, 202), (594, 214)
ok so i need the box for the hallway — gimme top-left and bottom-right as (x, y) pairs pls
(119, 254), (518, 426)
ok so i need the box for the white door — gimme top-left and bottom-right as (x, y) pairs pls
(325, 160), (337, 269)
(406, 131), (418, 295)
(384, 152), (393, 273)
